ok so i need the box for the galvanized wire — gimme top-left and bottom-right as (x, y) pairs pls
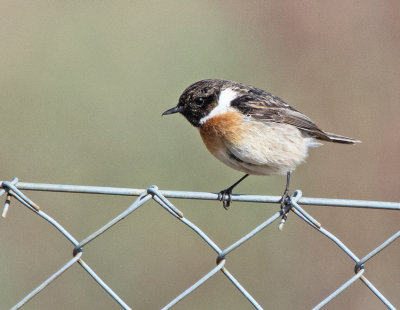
(1, 179), (399, 310)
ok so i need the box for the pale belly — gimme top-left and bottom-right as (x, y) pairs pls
(199, 113), (320, 176)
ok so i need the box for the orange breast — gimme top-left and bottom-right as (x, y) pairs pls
(199, 111), (245, 156)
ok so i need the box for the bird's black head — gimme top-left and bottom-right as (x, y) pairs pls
(162, 79), (226, 127)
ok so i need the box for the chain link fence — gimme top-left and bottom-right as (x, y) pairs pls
(1, 177), (399, 309)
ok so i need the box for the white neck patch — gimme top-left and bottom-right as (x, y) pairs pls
(199, 88), (237, 125)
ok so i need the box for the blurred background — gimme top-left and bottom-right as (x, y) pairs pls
(1, 1), (399, 309)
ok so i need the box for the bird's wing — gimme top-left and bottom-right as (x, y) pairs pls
(230, 89), (331, 141)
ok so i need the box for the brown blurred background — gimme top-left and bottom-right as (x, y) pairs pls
(1, 1), (399, 309)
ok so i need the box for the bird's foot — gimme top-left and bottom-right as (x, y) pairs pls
(217, 174), (249, 210)
(279, 189), (291, 210)
(218, 188), (233, 210)
(278, 189), (291, 230)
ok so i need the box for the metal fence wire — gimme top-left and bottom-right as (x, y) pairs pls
(1, 177), (399, 310)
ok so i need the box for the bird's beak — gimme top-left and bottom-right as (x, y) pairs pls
(162, 106), (182, 116)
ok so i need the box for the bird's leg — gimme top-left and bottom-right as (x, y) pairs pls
(278, 172), (292, 228)
(280, 171), (291, 206)
(218, 174), (249, 210)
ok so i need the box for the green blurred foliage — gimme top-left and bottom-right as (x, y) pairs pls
(1, 1), (399, 309)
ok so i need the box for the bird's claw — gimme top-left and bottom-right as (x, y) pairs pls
(279, 189), (291, 210)
(218, 189), (232, 210)
(278, 189), (291, 230)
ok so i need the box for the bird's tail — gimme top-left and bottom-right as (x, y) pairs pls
(323, 131), (361, 144)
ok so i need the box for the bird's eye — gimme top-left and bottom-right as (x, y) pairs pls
(194, 97), (205, 106)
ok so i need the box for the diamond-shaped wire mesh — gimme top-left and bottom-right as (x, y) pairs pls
(1, 178), (399, 310)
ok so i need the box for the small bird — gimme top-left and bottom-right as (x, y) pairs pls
(162, 79), (360, 210)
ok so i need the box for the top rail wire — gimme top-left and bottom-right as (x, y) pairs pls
(10, 182), (400, 210)
(1, 179), (399, 310)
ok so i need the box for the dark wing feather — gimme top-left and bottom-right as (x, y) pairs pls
(230, 89), (332, 141)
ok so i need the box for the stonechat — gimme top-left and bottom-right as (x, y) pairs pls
(163, 79), (360, 210)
